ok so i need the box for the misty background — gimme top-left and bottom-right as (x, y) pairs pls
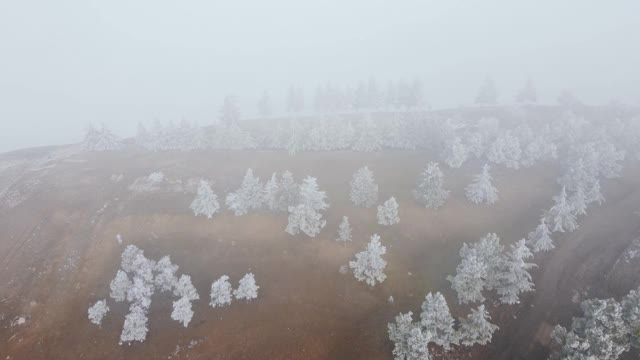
(1, 0), (639, 153)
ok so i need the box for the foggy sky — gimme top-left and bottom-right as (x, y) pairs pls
(1, 0), (639, 153)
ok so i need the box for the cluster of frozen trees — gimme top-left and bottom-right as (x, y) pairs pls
(83, 124), (121, 151)
(550, 286), (640, 360)
(447, 233), (536, 305)
(388, 292), (499, 359)
(89, 245), (259, 344)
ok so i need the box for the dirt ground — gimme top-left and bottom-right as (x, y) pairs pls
(0, 147), (639, 359)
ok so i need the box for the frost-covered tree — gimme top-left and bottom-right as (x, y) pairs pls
(457, 304), (499, 346)
(486, 131), (521, 169)
(443, 137), (468, 169)
(570, 186), (588, 217)
(154, 256), (178, 292)
(190, 180), (220, 218)
(350, 234), (387, 286)
(210, 275), (233, 308)
(551, 298), (631, 360)
(548, 187), (578, 233)
(285, 204), (327, 237)
(234, 273), (259, 301)
(263, 171), (299, 212)
(622, 287), (640, 350)
(413, 162), (450, 209)
(336, 216), (352, 242)
(350, 166), (379, 208)
(298, 176), (329, 211)
(378, 197), (400, 226)
(473, 233), (505, 290)
(83, 124), (122, 151)
(225, 169), (264, 216)
(173, 275), (199, 301)
(527, 218), (555, 252)
(494, 239), (536, 305)
(110, 270), (132, 302)
(127, 276), (154, 310)
(171, 296), (194, 327)
(120, 306), (149, 344)
(388, 312), (431, 360)
(447, 244), (488, 304)
(88, 300), (110, 326)
(120, 245), (144, 274)
(420, 292), (456, 349)
(465, 164), (498, 205)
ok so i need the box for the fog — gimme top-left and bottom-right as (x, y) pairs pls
(1, 0), (639, 152)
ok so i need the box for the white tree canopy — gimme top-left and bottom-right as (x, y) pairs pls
(547, 187), (578, 233)
(88, 300), (110, 326)
(210, 275), (233, 308)
(465, 164), (498, 205)
(225, 169), (264, 216)
(419, 292), (456, 349)
(458, 304), (499, 346)
(413, 162), (449, 209)
(336, 216), (352, 242)
(349, 234), (387, 286)
(527, 218), (555, 252)
(190, 180), (220, 218)
(350, 166), (379, 208)
(377, 197), (400, 226)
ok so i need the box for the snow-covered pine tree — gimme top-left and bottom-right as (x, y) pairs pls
(154, 256), (178, 292)
(190, 180), (220, 218)
(570, 186), (588, 217)
(173, 275), (199, 301)
(264, 171), (299, 212)
(444, 137), (468, 168)
(527, 218), (555, 252)
(457, 304), (499, 346)
(110, 270), (132, 302)
(234, 273), (259, 301)
(225, 168), (264, 216)
(388, 312), (431, 360)
(171, 296), (194, 327)
(120, 305), (149, 344)
(83, 124), (122, 151)
(447, 244), (488, 304)
(420, 292), (456, 350)
(622, 287), (640, 350)
(465, 164), (498, 205)
(547, 187), (578, 232)
(210, 275), (233, 308)
(486, 131), (521, 169)
(350, 166), (379, 208)
(471, 233), (504, 291)
(377, 197), (400, 226)
(494, 239), (536, 305)
(298, 176), (329, 211)
(285, 204), (327, 237)
(88, 300), (110, 326)
(414, 162), (450, 209)
(336, 216), (352, 242)
(349, 234), (387, 286)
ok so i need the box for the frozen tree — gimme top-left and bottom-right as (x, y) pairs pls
(298, 176), (329, 211)
(127, 277), (154, 310)
(570, 186), (588, 217)
(388, 312), (431, 360)
(234, 273), (259, 301)
(494, 239), (536, 305)
(377, 197), (400, 226)
(220, 95), (240, 126)
(352, 119), (382, 152)
(336, 216), (352, 242)
(110, 270), (132, 302)
(225, 169), (264, 216)
(349, 234), (387, 286)
(443, 137), (468, 168)
(472, 233), (505, 290)
(447, 244), (488, 304)
(190, 180), (220, 218)
(457, 304), (499, 346)
(350, 166), (379, 208)
(420, 292), (456, 349)
(475, 78), (497, 105)
(88, 300), (110, 326)
(154, 256), (178, 292)
(173, 275), (199, 301)
(527, 218), (555, 252)
(515, 78), (537, 104)
(622, 287), (640, 349)
(263, 171), (299, 212)
(120, 245), (144, 274)
(171, 296), (194, 327)
(551, 298), (631, 360)
(285, 204), (327, 237)
(413, 162), (450, 209)
(210, 275), (233, 308)
(548, 187), (578, 232)
(465, 164), (498, 205)
(486, 131), (521, 169)
(120, 306), (149, 344)
(83, 124), (122, 151)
